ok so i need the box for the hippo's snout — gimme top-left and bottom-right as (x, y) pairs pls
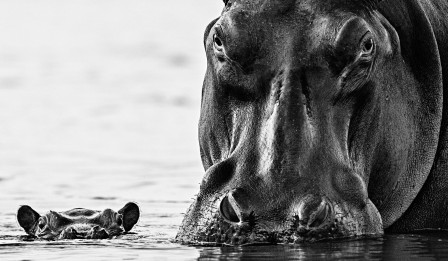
(218, 190), (334, 231)
(218, 193), (338, 238)
(178, 184), (383, 245)
(58, 224), (110, 239)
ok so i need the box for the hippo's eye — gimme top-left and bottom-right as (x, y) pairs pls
(361, 35), (375, 55)
(38, 218), (46, 229)
(213, 33), (225, 61)
(214, 34), (223, 49)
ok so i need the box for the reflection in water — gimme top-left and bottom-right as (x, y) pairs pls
(197, 234), (448, 260)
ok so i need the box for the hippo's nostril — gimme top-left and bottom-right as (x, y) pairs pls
(297, 196), (332, 229)
(309, 202), (331, 228)
(70, 227), (77, 233)
(58, 226), (78, 240)
(219, 195), (240, 223)
(96, 228), (109, 239)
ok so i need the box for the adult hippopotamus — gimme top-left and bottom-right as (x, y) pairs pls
(176, 0), (448, 245)
(17, 202), (139, 240)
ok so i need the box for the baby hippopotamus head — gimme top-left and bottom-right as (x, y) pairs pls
(17, 202), (140, 240)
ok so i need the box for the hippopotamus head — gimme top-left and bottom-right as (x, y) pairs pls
(177, 0), (443, 244)
(17, 202), (140, 240)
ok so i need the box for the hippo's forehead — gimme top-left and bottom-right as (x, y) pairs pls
(232, 0), (374, 12)
(44, 208), (107, 228)
(218, 0), (378, 65)
(61, 208), (100, 217)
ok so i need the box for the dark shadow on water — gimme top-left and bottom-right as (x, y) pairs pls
(196, 233), (448, 261)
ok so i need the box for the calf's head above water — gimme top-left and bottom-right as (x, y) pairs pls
(17, 202), (140, 240)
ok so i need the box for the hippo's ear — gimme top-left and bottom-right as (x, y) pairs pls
(118, 202), (140, 232)
(17, 205), (40, 234)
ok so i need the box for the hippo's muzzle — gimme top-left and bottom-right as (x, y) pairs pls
(178, 186), (382, 245)
(56, 224), (112, 240)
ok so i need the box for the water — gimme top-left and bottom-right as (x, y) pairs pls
(0, 1), (447, 260)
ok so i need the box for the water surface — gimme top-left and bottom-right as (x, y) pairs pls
(0, 1), (447, 260)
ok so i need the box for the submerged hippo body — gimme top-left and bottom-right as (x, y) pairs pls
(17, 202), (139, 240)
(177, 0), (448, 245)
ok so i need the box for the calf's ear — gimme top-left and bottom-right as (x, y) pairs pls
(17, 205), (41, 234)
(118, 202), (140, 232)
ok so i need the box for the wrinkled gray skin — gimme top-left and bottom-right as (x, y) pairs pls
(177, 0), (448, 245)
(17, 202), (139, 240)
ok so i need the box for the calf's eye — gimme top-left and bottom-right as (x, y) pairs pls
(38, 218), (46, 229)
